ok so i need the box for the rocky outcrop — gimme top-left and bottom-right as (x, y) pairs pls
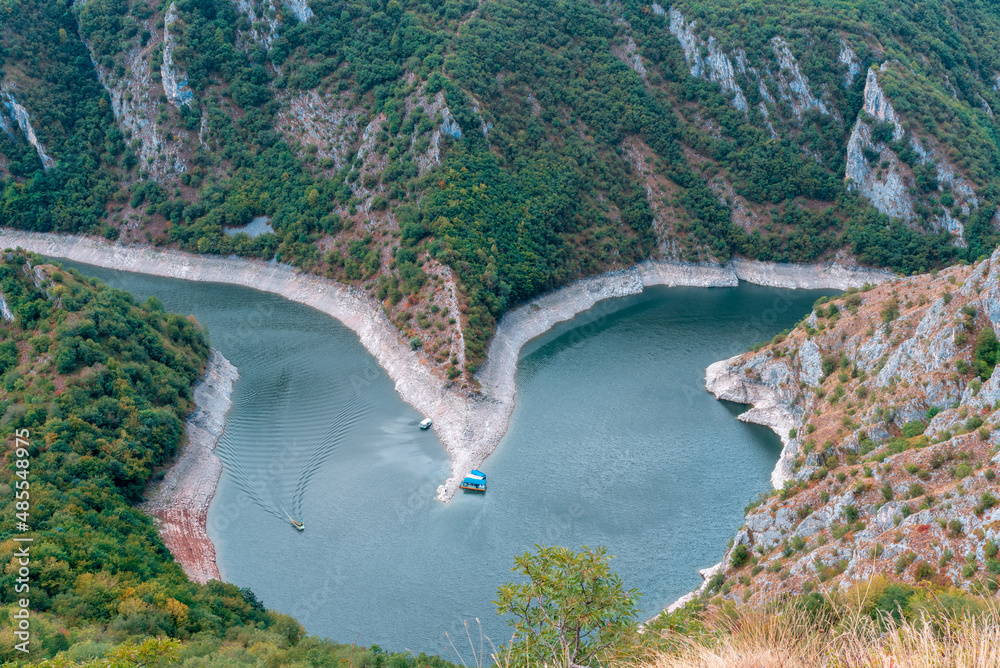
(861, 67), (903, 138)
(845, 65), (978, 243)
(80, 6), (187, 180)
(0, 292), (13, 322)
(0, 84), (55, 170)
(612, 32), (647, 81)
(142, 350), (238, 584)
(162, 3), (194, 108)
(839, 39), (861, 88)
(0, 108), (15, 144)
(668, 8), (748, 112)
(706, 355), (801, 487)
(981, 96), (995, 120)
(276, 89), (360, 173)
(412, 90), (456, 173)
(845, 115), (915, 221)
(770, 37), (830, 118)
(701, 247), (1000, 606)
(233, 0), (281, 48)
(440, 107), (463, 139)
(282, 0), (313, 22)
(665, 8), (837, 122)
(609, 9), (647, 82)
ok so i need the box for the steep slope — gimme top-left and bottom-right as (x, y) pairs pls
(700, 247), (1000, 606)
(2, 0), (1000, 381)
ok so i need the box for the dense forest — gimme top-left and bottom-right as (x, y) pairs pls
(0, 249), (452, 665)
(1, 0), (999, 372)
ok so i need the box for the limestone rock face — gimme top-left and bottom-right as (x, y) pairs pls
(845, 117), (915, 220)
(275, 89), (360, 173)
(0, 84), (55, 170)
(862, 67), (903, 138)
(282, 0), (313, 22)
(666, 8), (840, 124)
(162, 3), (194, 108)
(839, 40), (861, 88)
(80, 4), (187, 180)
(440, 107), (463, 139)
(770, 37), (830, 117)
(338, 85), (460, 214)
(668, 8), (748, 112)
(232, 0), (281, 48)
(845, 65), (979, 243)
(0, 292), (12, 322)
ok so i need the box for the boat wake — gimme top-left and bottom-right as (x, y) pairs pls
(214, 358), (369, 528)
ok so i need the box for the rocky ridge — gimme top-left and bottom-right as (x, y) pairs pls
(87, 20), (187, 179)
(845, 64), (981, 244)
(162, 3), (194, 108)
(700, 246), (1000, 607)
(0, 83), (55, 171)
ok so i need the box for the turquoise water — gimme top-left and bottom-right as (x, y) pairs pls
(57, 260), (830, 655)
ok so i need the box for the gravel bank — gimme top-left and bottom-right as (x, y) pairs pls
(142, 349), (237, 584)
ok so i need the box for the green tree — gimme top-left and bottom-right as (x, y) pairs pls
(974, 327), (1000, 380)
(495, 545), (641, 668)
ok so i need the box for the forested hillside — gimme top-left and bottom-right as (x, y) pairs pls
(2, 0), (1000, 376)
(0, 249), (452, 665)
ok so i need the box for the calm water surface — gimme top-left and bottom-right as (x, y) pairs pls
(57, 260), (831, 654)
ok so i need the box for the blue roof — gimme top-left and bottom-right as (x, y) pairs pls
(470, 469), (487, 478)
(462, 478), (486, 486)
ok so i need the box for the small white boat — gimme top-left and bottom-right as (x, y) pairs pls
(419, 418), (433, 430)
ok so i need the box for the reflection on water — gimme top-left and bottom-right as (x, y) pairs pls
(57, 260), (831, 655)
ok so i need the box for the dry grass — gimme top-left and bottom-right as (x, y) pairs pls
(641, 606), (1000, 668)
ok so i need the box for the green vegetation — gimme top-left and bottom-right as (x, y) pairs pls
(495, 545), (642, 668)
(3, 0), (1000, 372)
(974, 327), (999, 380)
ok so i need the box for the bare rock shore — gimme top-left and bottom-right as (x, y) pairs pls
(1, 228), (893, 502)
(142, 349), (238, 584)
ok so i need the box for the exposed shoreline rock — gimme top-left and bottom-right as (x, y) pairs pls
(142, 349), (238, 584)
(1, 228), (893, 503)
(705, 355), (800, 488)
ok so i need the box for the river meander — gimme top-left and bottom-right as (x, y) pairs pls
(57, 259), (831, 655)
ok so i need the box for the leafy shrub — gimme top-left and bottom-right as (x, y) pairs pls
(974, 327), (999, 380)
(730, 544), (750, 568)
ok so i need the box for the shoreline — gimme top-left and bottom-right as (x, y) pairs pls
(704, 355), (801, 488)
(141, 349), (238, 584)
(1, 228), (893, 502)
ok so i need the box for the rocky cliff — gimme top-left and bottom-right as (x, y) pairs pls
(161, 3), (195, 108)
(0, 83), (55, 171)
(701, 246), (1000, 605)
(82, 6), (188, 180)
(845, 64), (982, 245)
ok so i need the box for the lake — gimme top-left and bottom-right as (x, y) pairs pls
(57, 259), (830, 655)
